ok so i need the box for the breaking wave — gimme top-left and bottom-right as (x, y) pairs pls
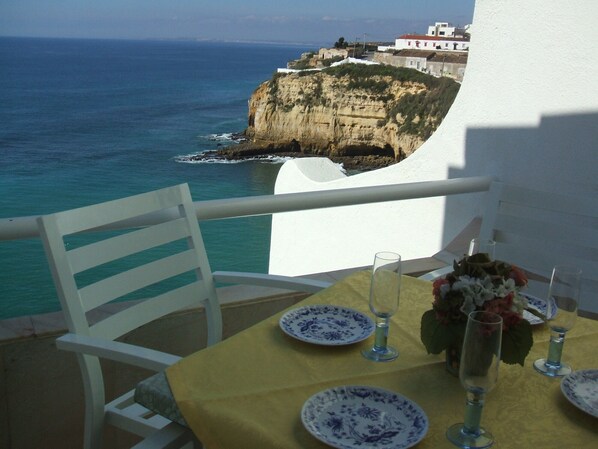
(174, 152), (295, 165)
(203, 132), (247, 143)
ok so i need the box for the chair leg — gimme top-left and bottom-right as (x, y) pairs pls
(79, 354), (106, 449)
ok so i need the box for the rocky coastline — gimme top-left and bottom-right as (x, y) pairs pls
(186, 64), (459, 171)
(184, 137), (397, 171)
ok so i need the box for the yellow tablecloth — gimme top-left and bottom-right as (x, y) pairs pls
(166, 271), (598, 449)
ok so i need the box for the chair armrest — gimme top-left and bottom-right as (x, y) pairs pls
(56, 333), (181, 371)
(212, 271), (332, 294)
(418, 264), (454, 281)
(418, 263), (551, 283)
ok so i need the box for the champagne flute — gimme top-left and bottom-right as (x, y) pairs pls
(447, 311), (503, 449)
(533, 265), (582, 377)
(468, 238), (496, 259)
(361, 251), (401, 362)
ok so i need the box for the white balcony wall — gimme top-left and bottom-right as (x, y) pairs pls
(270, 0), (598, 276)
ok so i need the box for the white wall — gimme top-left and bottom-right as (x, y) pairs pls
(270, 0), (598, 276)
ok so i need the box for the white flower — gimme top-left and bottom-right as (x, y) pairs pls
(494, 278), (516, 297)
(511, 292), (528, 314)
(439, 282), (451, 297)
(439, 273), (527, 318)
(452, 275), (495, 313)
(460, 295), (476, 315)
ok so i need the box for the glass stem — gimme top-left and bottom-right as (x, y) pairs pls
(546, 330), (566, 368)
(463, 390), (485, 436)
(373, 316), (390, 352)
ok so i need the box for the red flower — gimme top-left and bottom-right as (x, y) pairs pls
(482, 292), (522, 331)
(432, 278), (449, 297)
(509, 266), (528, 287)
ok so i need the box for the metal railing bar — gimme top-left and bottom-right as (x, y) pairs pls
(0, 176), (493, 241)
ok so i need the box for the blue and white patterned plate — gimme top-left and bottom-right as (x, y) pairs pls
(522, 293), (556, 325)
(279, 305), (375, 345)
(301, 386), (429, 449)
(561, 370), (598, 418)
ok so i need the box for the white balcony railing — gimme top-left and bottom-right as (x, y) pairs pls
(0, 176), (493, 242)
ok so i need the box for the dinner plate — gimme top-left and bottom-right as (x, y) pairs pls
(301, 385), (429, 449)
(561, 370), (598, 418)
(279, 305), (375, 345)
(522, 293), (556, 325)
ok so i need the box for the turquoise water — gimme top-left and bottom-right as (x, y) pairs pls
(0, 37), (314, 319)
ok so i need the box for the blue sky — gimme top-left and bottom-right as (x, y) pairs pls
(0, 0), (475, 45)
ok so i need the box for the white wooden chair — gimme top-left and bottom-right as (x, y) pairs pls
(37, 183), (331, 449)
(478, 181), (598, 317)
(422, 181), (598, 318)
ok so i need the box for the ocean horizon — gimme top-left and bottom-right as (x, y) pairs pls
(0, 36), (315, 319)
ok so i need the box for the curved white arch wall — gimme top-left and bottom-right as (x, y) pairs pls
(270, 0), (598, 276)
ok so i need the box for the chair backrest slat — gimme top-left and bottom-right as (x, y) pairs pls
(54, 188), (181, 235)
(500, 183), (598, 216)
(493, 214), (597, 249)
(90, 281), (209, 341)
(79, 248), (203, 313)
(68, 217), (191, 274)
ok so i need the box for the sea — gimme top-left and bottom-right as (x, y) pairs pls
(0, 36), (318, 319)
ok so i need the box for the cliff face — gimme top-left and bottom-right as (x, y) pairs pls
(244, 66), (459, 163)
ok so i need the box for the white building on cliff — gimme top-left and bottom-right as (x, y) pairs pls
(379, 21), (470, 53)
(427, 22), (469, 39)
(394, 33), (469, 52)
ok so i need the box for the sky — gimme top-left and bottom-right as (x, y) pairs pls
(0, 0), (475, 45)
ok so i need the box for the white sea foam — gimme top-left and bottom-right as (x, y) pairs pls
(174, 152), (295, 165)
(203, 133), (245, 143)
(174, 155), (240, 164)
(175, 152), (346, 173)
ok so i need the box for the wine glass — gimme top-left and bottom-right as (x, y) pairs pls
(446, 311), (503, 449)
(468, 238), (496, 258)
(533, 265), (582, 377)
(361, 251), (402, 362)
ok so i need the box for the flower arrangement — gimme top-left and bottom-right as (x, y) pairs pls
(420, 253), (534, 366)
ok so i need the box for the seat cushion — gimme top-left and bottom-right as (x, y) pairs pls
(134, 371), (188, 427)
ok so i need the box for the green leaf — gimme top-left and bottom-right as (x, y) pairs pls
(500, 320), (533, 365)
(420, 310), (461, 354)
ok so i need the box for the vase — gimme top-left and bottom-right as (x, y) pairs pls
(445, 344), (461, 377)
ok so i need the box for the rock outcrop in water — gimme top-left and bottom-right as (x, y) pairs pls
(197, 64), (460, 170)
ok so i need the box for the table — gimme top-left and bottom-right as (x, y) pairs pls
(163, 271), (598, 448)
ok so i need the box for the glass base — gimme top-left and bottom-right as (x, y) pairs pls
(533, 358), (572, 377)
(446, 423), (494, 448)
(361, 345), (398, 362)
